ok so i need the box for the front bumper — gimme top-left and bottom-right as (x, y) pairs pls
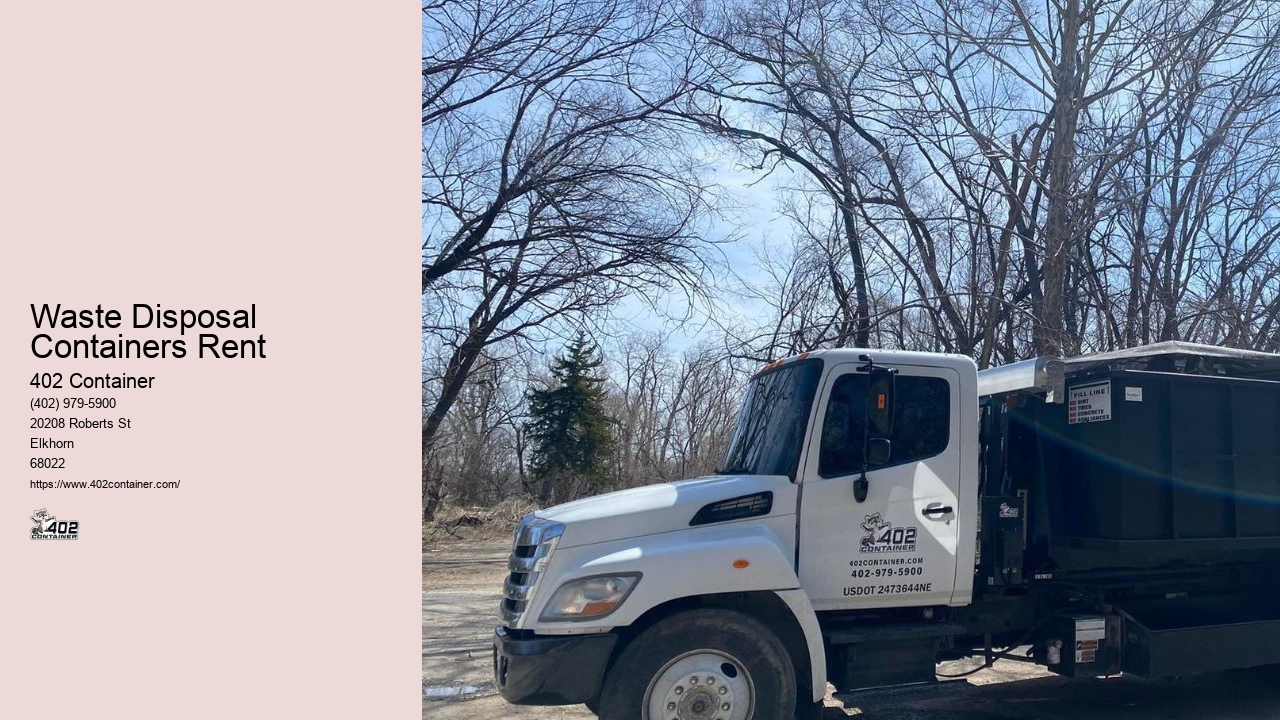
(493, 626), (617, 705)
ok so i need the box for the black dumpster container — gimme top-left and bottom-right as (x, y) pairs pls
(1007, 358), (1280, 570)
(978, 344), (1280, 676)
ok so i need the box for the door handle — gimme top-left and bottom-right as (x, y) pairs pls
(922, 505), (953, 517)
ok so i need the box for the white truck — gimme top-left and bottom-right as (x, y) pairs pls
(493, 343), (1280, 719)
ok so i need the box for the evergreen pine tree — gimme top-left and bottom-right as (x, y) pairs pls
(525, 334), (613, 504)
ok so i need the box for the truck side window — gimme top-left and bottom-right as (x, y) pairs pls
(819, 374), (951, 477)
(893, 376), (950, 463)
(820, 374), (867, 477)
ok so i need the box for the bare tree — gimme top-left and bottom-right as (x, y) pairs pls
(422, 0), (1280, 520)
(684, 0), (1029, 359)
(679, 0), (888, 347)
(694, 0), (1273, 360)
(1094, 12), (1280, 349)
(422, 0), (718, 519)
(424, 350), (528, 518)
(607, 334), (743, 487)
(908, 0), (1257, 354)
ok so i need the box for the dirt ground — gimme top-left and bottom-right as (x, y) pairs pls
(424, 531), (1280, 719)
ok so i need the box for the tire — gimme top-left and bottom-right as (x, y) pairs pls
(596, 608), (797, 720)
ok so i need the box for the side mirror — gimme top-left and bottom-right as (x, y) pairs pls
(855, 364), (897, 504)
(867, 437), (892, 465)
(867, 366), (896, 437)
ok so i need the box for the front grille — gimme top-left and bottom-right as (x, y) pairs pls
(501, 597), (527, 622)
(500, 515), (564, 627)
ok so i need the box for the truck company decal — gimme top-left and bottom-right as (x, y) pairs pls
(843, 582), (933, 596)
(848, 556), (924, 580)
(859, 513), (917, 553)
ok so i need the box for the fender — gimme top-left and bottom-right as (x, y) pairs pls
(774, 588), (828, 703)
(521, 518), (827, 702)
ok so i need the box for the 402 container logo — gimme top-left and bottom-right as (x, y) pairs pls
(30, 508), (78, 540)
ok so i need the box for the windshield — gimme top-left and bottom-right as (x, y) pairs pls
(719, 359), (823, 479)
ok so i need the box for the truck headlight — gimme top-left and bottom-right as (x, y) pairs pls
(539, 574), (641, 622)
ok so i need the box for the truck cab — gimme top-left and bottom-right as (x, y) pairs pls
(493, 343), (1280, 720)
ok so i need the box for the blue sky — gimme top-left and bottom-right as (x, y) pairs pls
(605, 153), (800, 353)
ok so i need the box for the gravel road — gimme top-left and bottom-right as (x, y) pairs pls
(423, 534), (1280, 719)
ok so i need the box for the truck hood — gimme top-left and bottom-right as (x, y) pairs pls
(535, 475), (794, 548)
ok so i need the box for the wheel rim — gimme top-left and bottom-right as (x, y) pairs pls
(643, 649), (755, 720)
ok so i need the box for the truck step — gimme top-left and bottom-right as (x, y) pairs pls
(824, 623), (965, 691)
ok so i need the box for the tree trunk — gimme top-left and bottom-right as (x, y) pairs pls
(837, 200), (872, 347)
(421, 331), (489, 516)
(1038, 0), (1081, 357)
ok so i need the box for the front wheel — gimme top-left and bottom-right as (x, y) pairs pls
(596, 608), (797, 720)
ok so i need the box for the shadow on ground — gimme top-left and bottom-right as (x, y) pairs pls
(828, 665), (1280, 719)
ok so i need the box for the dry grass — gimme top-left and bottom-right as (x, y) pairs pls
(423, 498), (538, 549)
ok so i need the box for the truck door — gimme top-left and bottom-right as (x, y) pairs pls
(796, 362), (962, 610)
